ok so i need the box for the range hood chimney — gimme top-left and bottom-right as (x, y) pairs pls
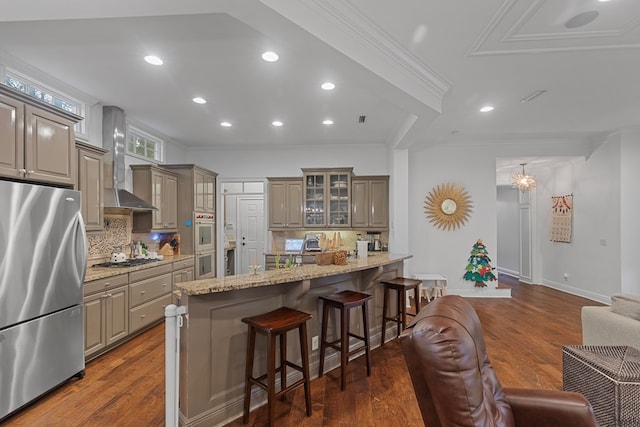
(102, 106), (157, 212)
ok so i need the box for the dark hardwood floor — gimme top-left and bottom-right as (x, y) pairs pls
(3, 278), (601, 426)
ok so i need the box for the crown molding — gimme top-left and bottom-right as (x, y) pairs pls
(260, 0), (450, 113)
(310, 0), (450, 97)
(468, 0), (640, 56)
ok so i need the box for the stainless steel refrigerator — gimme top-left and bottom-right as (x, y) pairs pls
(0, 180), (87, 420)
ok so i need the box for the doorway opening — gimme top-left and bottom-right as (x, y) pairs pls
(220, 180), (266, 276)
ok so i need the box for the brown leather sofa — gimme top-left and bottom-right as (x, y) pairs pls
(399, 295), (597, 427)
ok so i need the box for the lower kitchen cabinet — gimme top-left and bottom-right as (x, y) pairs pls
(173, 258), (195, 304)
(128, 264), (173, 333)
(84, 257), (195, 360)
(129, 294), (172, 332)
(83, 274), (129, 359)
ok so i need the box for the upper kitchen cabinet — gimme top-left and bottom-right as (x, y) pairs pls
(267, 177), (303, 229)
(163, 164), (218, 254)
(131, 164), (178, 233)
(76, 142), (107, 232)
(163, 164), (217, 214)
(302, 168), (353, 228)
(195, 168), (216, 213)
(351, 176), (389, 230)
(0, 85), (82, 186)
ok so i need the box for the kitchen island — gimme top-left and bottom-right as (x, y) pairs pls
(174, 253), (411, 427)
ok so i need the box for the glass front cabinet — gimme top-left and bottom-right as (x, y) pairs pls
(302, 168), (353, 228)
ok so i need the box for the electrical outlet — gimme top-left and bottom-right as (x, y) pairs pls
(311, 336), (319, 351)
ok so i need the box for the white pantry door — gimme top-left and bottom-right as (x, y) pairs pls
(238, 196), (265, 274)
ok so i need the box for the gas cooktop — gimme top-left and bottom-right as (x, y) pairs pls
(92, 258), (161, 268)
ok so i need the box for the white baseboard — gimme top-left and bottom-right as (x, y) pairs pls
(497, 266), (519, 278)
(540, 280), (610, 304)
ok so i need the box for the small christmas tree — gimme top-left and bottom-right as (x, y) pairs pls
(463, 239), (497, 287)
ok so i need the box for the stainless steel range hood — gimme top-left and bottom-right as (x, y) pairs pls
(102, 106), (157, 213)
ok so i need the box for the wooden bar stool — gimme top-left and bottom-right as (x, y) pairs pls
(318, 290), (372, 391)
(381, 277), (422, 345)
(242, 306), (312, 426)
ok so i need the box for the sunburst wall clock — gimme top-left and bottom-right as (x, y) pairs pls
(424, 183), (473, 231)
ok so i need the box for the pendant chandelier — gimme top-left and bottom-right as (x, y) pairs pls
(512, 163), (536, 192)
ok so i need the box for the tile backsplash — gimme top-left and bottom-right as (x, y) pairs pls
(87, 214), (131, 260)
(87, 214), (175, 260)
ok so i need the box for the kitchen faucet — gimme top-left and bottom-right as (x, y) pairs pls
(130, 240), (141, 258)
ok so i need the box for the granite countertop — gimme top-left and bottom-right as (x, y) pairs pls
(175, 253), (411, 296)
(84, 254), (195, 282)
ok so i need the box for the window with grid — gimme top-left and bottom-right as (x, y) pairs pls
(127, 126), (164, 162)
(3, 70), (87, 138)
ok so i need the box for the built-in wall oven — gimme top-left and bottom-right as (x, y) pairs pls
(194, 213), (216, 279)
(194, 213), (215, 252)
(195, 250), (215, 279)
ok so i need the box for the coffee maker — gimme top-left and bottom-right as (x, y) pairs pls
(373, 234), (382, 251)
(367, 232), (382, 251)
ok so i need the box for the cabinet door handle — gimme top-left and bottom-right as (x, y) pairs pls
(28, 170), (34, 174)
(140, 290), (146, 295)
(18, 168), (26, 173)
(141, 314), (146, 319)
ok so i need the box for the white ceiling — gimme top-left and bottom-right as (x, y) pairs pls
(0, 0), (639, 154)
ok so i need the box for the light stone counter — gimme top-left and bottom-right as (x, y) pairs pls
(175, 253), (410, 295)
(84, 254), (194, 282)
(177, 253), (411, 427)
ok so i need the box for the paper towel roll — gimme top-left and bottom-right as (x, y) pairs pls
(357, 240), (368, 259)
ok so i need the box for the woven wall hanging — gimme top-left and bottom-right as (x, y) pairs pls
(550, 194), (573, 243)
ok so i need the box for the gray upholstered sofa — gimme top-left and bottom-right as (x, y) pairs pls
(581, 294), (640, 349)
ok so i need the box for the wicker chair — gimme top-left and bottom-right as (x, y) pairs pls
(399, 295), (597, 427)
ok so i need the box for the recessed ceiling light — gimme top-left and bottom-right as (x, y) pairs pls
(144, 55), (163, 66)
(323, 119), (334, 125)
(220, 122), (232, 127)
(262, 51), (279, 62)
(480, 105), (494, 113)
(272, 120), (283, 127)
(565, 10), (599, 28)
(321, 82), (335, 91)
(192, 97), (207, 104)
(598, 0), (611, 2)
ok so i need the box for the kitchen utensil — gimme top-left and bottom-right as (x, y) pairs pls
(111, 252), (127, 263)
(357, 241), (368, 259)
